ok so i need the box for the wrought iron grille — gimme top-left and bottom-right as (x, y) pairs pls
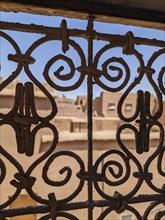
(0, 16), (165, 220)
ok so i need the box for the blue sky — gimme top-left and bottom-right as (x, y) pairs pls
(1, 12), (165, 99)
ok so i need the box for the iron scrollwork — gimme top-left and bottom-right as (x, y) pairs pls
(0, 16), (165, 220)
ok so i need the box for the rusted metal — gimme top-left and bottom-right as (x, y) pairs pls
(87, 16), (94, 220)
(1, 21), (165, 47)
(0, 16), (165, 220)
(1, 195), (165, 218)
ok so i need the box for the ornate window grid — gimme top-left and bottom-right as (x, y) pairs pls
(0, 16), (165, 220)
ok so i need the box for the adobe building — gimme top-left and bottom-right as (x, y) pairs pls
(75, 95), (87, 113)
(93, 92), (157, 118)
(76, 91), (165, 131)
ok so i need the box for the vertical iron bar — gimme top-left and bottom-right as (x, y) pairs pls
(87, 16), (94, 220)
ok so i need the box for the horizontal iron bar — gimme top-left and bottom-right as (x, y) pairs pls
(1, 194), (164, 217)
(1, 21), (165, 47)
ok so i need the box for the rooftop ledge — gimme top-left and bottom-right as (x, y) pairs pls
(42, 130), (162, 143)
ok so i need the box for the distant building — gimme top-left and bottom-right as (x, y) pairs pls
(93, 91), (157, 118)
(75, 95), (87, 113)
